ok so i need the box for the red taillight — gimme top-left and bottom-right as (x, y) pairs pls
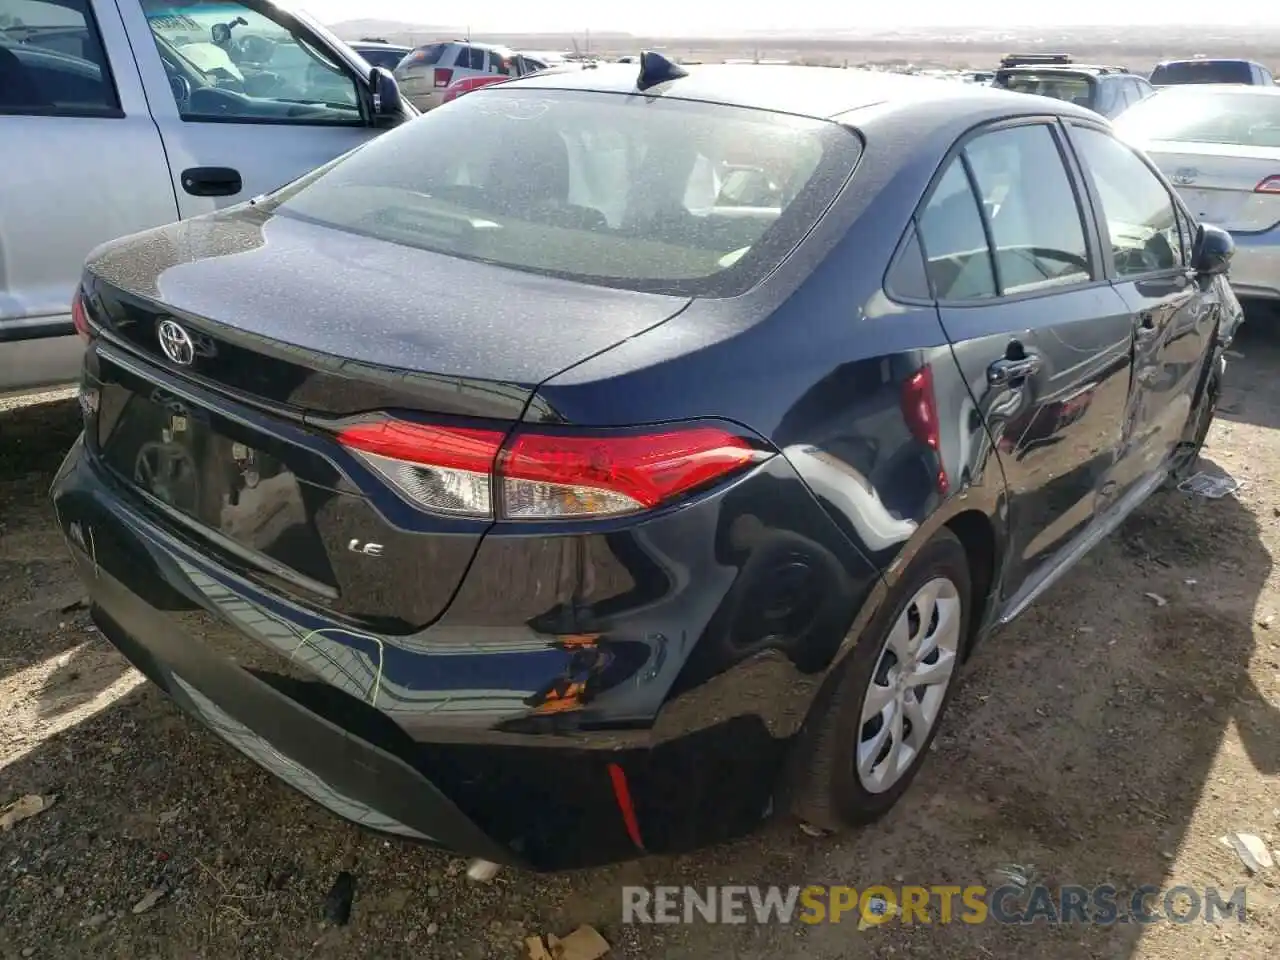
(1256, 176), (1280, 194)
(70, 287), (91, 341)
(499, 427), (759, 519)
(337, 420), (505, 518)
(901, 365), (949, 495)
(335, 420), (765, 520)
(433, 67), (453, 88)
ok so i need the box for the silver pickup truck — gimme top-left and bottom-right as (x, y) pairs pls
(0, 0), (414, 395)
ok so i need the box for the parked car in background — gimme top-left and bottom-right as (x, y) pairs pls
(394, 39), (543, 111)
(519, 49), (569, 68)
(992, 54), (1153, 118)
(1150, 58), (1274, 87)
(0, 0), (414, 397)
(53, 59), (1240, 871)
(440, 72), (507, 104)
(1116, 85), (1280, 301)
(350, 40), (412, 71)
(439, 55), (581, 105)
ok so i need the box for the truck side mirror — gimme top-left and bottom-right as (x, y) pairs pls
(369, 66), (405, 121)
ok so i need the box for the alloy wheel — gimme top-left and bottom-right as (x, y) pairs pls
(856, 576), (962, 793)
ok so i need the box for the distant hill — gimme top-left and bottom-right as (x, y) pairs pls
(322, 20), (1280, 71)
(326, 19), (459, 40)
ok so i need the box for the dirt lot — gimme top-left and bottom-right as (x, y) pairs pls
(3, 325), (1280, 959)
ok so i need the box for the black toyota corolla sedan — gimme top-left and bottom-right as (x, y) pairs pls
(52, 55), (1243, 871)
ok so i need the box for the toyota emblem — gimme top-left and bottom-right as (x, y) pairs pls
(157, 319), (195, 366)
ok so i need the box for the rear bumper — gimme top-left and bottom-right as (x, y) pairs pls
(52, 433), (879, 868)
(396, 75), (444, 111)
(1228, 228), (1280, 300)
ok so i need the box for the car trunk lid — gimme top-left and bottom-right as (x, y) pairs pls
(1144, 141), (1280, 232)
(81, 209), (690, 629)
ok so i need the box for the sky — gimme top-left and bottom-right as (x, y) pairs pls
(294, 0), (1280, 33)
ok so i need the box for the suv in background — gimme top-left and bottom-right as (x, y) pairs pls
(993, 53), (1154, 118)
(350, 40), (412, 71)
(394, 40), (538, 110)
(1150, 58), (1275, 87)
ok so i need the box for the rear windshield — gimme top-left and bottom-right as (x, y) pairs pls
(404, 42), (447, 66)
(994, 71), (1094, 107)
(1115, 89), (1280, 147)
(261, 88), (861, 297)
(1151, 61), (1253, 85)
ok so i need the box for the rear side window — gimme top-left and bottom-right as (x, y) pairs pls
(1151, 60), (1253, 85)
(918, 160), (997, 300)
(964, 125), (1091, 293)
(402, 43), (447, 67)
(1071, 126), (1183, 277)
(263, 89), (861, 297)
(0, 0), (119, 115)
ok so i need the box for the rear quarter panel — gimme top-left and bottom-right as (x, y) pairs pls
(532, 98), (1025, 668)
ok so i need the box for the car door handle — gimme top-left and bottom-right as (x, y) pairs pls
(988, 355), (1042, 386)
(180, 166), (243, 198)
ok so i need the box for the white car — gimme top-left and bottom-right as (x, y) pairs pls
(1115, 85), (1280, 302)
(0, 0), (413, 396)
(394, 40), (542, 112)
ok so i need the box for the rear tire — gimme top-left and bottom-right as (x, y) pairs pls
(789, 528), (971, 831)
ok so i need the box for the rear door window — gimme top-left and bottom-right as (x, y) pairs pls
(964, 124), (1092, 293)
(263, 89), (861, 297)
(0, 0), (119, 114)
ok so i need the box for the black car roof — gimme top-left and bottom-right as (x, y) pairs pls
(351, 41), (409, 51)
(503, 63), (1088, 121)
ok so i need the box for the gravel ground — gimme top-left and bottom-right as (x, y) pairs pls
(3, 326), (1280, 959)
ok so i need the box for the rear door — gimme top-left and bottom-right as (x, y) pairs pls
(1065, 122), (1212, 492)
(918, 118), (1135, 606)
(0, 0), (176, 382)
(117, 0), (381, 217)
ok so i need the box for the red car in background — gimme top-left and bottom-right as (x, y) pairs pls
(441, 56), (586, 105)
(441, 72), (511, 104)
